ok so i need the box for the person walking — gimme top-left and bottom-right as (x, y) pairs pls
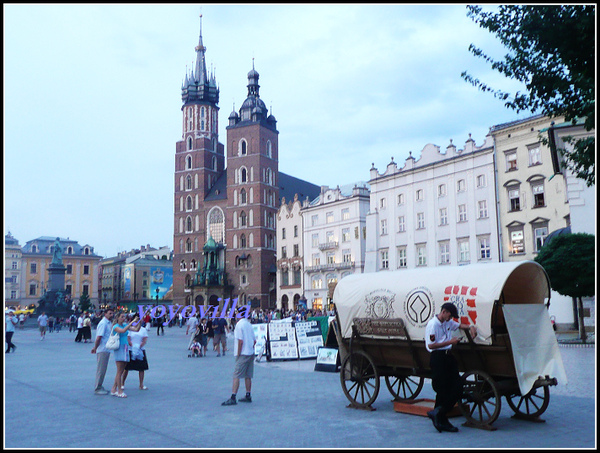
(213, 317), (229, 356)
(156, 315), (165, 336)
(5, 310), (18, 353)
(221, 313), (256, 406)
(91, 308), (114, 395)
(69, 313), (77, 332)
(37, 312), (49, 340)
(425, 302), (477, 433)
(75, 313), (84, 342)
(123, 322), (149, 390)
(82, 314), (92, 343)
(110, 311), (141, 398)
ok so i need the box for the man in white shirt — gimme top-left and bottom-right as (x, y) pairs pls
(75, 313), (84, 342)
(91, 309), (114, 395)
(425, 302), (476, 433)
(222, 313), (256, 406)
(37, 312), (49, 340)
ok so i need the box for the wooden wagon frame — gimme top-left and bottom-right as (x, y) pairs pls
(331, 261), (567, 429)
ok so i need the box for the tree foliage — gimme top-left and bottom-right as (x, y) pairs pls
(462, 5), (595, 186)
(534, 233), (595, 298)
(79, 293), (92, 313)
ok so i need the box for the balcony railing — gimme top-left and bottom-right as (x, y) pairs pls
(305, 261), (355, 273)
(318, 241), (338, 251)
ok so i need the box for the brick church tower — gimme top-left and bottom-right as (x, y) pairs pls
(225, 62), (279, 309)
(173, 19), (280, 310)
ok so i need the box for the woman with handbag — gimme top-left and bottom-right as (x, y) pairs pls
(110, 312), (141, 398)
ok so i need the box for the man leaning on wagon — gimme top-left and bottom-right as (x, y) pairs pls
(425, 302), (477, 433)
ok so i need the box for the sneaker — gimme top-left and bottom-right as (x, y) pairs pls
(238, 395), (252, 403)
(221, 397), (237, 406)
(94, 389), (109, 395)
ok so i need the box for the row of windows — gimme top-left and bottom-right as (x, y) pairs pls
(280, 268), (302, 286)
(28, 263), (91, 275)
(310, 208), (351, 227)
(184, 154), (219, 172)
(311, 249), (353, 266)
(382, 202), (489, 235)
(178, 232), (276, 255)
(508, 224), (549, 254)
(28, 283), (88, 297)
(28, 244), (92, 255)
(507, 181), (546, 211)
(185, 106), (217, 137)
(380, 238), (492, 269)
(235, 139), (274, 159)
(505, 145), (542, 172)
(380, 175), (488, 209)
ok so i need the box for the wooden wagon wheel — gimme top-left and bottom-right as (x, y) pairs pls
(458, 370), (502, 428)
(340, 350), (380, 408)
(385, 375), (424, 401)
(506, 385), (550, 420)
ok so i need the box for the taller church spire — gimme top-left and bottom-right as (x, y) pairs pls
(182, 14), (219, 107)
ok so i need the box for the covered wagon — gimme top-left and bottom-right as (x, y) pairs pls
(332, 261), (567, 428)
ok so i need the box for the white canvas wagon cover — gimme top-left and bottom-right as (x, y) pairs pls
(333, 261), (550, 345)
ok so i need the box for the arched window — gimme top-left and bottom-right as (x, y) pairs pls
(207, 207), (225, 244)
(240, 234), (247, 248)
(186, 216), (193, 232)
(240, 139), (247, 156)
(240, 188), (247, 204)
(187, 137), (193, 150)
(186, 196), (193, 211)
(191, 259), (197, 270)
(240, 211), (247, 227)
(180, 260), (186, 270)
(267, 140), (272, 158)
(186, 175), (192, 190)
(186, 155), (192, 170)
(186, 239), (192, 252)
(212, 156), (217, 171)
(241, 167), (247, 183)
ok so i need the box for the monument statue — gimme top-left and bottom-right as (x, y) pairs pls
(51, 237), (63, 265)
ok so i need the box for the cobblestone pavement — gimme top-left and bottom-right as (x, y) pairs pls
(4, 327), (596, 449)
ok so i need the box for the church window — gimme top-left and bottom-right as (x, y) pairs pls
(187, 137), (193, 150)
(186, 196), (193, 211)
(240, 189), (247, 204)
(186, 155), (192, 169)
(241, 167), (247, 183)
(240, 234), (247, 248)
(186, 216), (193, 233)
(267, 140), (272, 158)
(240, 140), (247, 156)
(186, 175), (192, 191)
(208, 207), (225, 244)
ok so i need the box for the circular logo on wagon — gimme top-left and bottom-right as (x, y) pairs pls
(403, 287), (435, 328)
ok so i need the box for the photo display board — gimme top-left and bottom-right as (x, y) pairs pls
(295, 320), (324, 359)
(268, 322), (298, 360)
(252, 324), (268, 356)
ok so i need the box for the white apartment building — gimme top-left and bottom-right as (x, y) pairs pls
(365, 135), (500, 272)
(491, 115), (571, 261)
(276, 194), (306, 310)
(302, 184), (370, 310)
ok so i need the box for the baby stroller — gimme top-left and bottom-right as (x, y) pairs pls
(188, 326), (204, 358)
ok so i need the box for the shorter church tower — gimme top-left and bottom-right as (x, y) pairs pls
(226, 63), (279, 309)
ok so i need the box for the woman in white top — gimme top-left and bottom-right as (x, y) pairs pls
(123, 323), (149, 390)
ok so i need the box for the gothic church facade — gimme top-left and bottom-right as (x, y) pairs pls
(173, 20), (320, 310)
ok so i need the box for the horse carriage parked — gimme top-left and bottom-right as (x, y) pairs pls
(331, 261), (567, 429)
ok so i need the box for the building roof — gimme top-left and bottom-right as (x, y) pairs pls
(204, 170), (228, 201)
(279, 172), (321, 204)
(22, 236), (100, 257)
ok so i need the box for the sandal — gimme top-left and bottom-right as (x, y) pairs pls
(140, 386), (148, 390)
(116, 392), (127, 398)
(111, 390), (118, 396)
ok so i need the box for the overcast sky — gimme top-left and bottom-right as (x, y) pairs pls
(4, 3), (532, 258)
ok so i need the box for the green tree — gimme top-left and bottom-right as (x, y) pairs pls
(534, 233), (595, 342)
(462, 5), (595, 186)
(79, 293), (92, 313)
